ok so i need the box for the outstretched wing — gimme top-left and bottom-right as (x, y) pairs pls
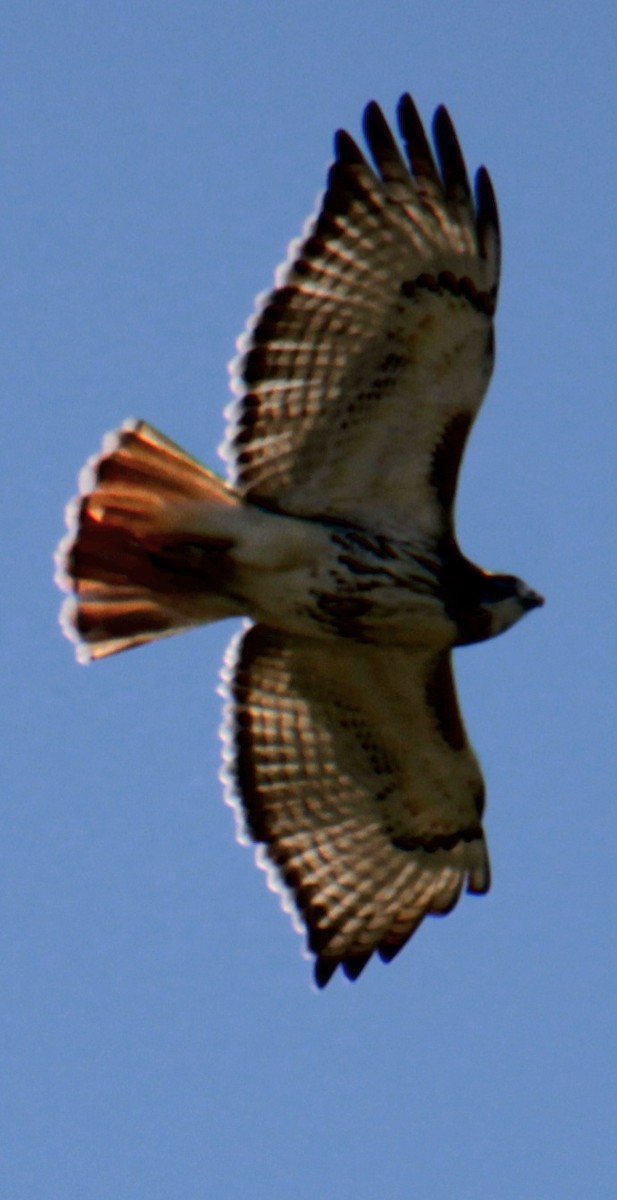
(224, 94), (500, 542)
(221, 625), (489, 986)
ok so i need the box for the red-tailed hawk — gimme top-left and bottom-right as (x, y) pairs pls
(56, 94), (543, 986)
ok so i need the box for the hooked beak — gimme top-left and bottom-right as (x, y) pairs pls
(522, 587), (544, 611)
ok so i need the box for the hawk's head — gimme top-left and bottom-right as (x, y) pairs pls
(455, 571), (544, 645)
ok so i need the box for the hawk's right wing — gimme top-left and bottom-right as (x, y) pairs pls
(221, 625), (489, 986)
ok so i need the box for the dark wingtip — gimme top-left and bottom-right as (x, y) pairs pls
(314, 957), (338, 988)
(397, 92), (441, 185)
(362, 98), (382, 128)
(362, 99), (406, 178)
(475, 165), (500, 256)
(314, 950), (374, 986)
(432, 104), (471, 198)
(342, 952), (373, 982)
(362, 99), (390, 154)
(378, 939), (407, 964)
(334, 127), (367, 167)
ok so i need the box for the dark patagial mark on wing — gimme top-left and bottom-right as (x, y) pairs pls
(424, 653), (466, 751)
(429, 411), (473, 513)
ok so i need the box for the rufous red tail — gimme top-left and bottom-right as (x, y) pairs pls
(55, 420), (244, 661)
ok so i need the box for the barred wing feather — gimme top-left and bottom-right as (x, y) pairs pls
(224, 96), (500, 542)
(222, 625), (490, 986)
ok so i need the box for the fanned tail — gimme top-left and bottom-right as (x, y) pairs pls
(55, 420), (245, 661)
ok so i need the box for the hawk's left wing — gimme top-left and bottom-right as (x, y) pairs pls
(221, 625), (489, 986)
(223, 95), (500, 542)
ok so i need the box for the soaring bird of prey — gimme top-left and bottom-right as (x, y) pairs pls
(56, 93), (543, 987)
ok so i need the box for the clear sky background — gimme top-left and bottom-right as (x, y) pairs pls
(3, 3), (616, 1198)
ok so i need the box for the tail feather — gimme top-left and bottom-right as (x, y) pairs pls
(56, 420), (245, 661)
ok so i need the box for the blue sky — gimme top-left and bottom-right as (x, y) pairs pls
(3, 3), (616, 1197)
